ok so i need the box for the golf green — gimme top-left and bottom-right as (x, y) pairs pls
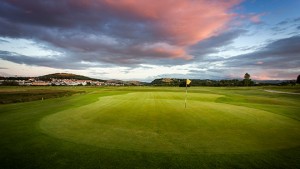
(40, 92), (300, 154)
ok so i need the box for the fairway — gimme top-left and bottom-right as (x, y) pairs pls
(1, 86), (300, 169)
(40, 92), (300, 153)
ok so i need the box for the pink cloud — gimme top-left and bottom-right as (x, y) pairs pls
(3, 0), (242, 61)
(95, 0), (242, 60)
(133, 43), (192, 60)
(249, 13), (265, 23)
(240, 70), (298, 80)
(238, 13), (265, 24)
(250, 15), (260, 23)
(252, 74), (271, 80)
(103, 0), (241, 46)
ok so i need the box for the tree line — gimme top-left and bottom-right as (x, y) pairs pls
(150, 73), (299, 87)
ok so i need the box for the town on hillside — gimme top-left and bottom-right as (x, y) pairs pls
(0, 73), (128, 86)
(0, 78), (126, 86)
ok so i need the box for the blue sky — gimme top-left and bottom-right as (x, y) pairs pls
(0, 0), (299, 81)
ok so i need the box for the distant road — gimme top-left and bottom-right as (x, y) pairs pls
(264, 90), (300, 95)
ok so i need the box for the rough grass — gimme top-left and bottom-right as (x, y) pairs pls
(0, 86), (300, 169)
(0, 87), (84, 104)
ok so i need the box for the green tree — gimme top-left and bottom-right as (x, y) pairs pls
(243, 73), (251, 86)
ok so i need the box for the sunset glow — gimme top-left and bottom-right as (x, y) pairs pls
(0, 0), (299, 80)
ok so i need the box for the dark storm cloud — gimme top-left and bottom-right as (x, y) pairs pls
(0, 1), (110, 29)
(0, 0), (175, 65)
(0, 0), (241, 68)
(224, 35), (300, 69)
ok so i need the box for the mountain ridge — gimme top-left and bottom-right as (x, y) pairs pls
(38, 73), (105, 81)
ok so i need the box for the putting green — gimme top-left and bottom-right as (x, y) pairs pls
(40, 92), (300, 153)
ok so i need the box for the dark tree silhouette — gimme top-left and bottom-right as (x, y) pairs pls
(297, 75), (300, 84)
(244, 73), (250, 80)
(243, 73), (251, 86)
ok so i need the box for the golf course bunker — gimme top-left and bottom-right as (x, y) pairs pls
(40, 92), (300, 154)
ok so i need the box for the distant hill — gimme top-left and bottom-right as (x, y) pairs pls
(150, 78), (296, 86)
(151, 78), (183, 86)
(124, 81), (149, 86)
(151, 78), (226, 86)
(106, 79), (149, 86)
(38, 73), (105, 81)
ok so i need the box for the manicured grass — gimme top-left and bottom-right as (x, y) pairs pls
(0, 86), (299, 169)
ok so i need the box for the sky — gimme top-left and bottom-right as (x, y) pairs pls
(0, 0), (299, 81)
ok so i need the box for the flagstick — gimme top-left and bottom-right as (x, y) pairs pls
(185, 82), (187, 108)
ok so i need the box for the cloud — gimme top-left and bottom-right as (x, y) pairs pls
(179, 35), (300, 80)
(0, 0), (241, 67)
(103, 0), (241, 45)
(217, 35), (300, 79)
(225, 35), (300, 68)
(249, 13), (264, 24)
(0, 38), (9, 43)
(236, 13), (265, 25)
(0, 50), (106, 69)
(250, 69), (299, 80)
(271, 17), (300, 35)
(2, 0), (296, 81)
(189, 29), (247, 57)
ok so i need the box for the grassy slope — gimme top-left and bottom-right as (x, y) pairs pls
(0, 86), (299, 169)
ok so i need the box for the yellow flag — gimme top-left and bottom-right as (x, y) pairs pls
(186, 79), (191, 85)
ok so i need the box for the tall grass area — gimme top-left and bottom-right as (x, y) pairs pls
(0, 86), (84, 104)
(0, 86), (299, 169)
